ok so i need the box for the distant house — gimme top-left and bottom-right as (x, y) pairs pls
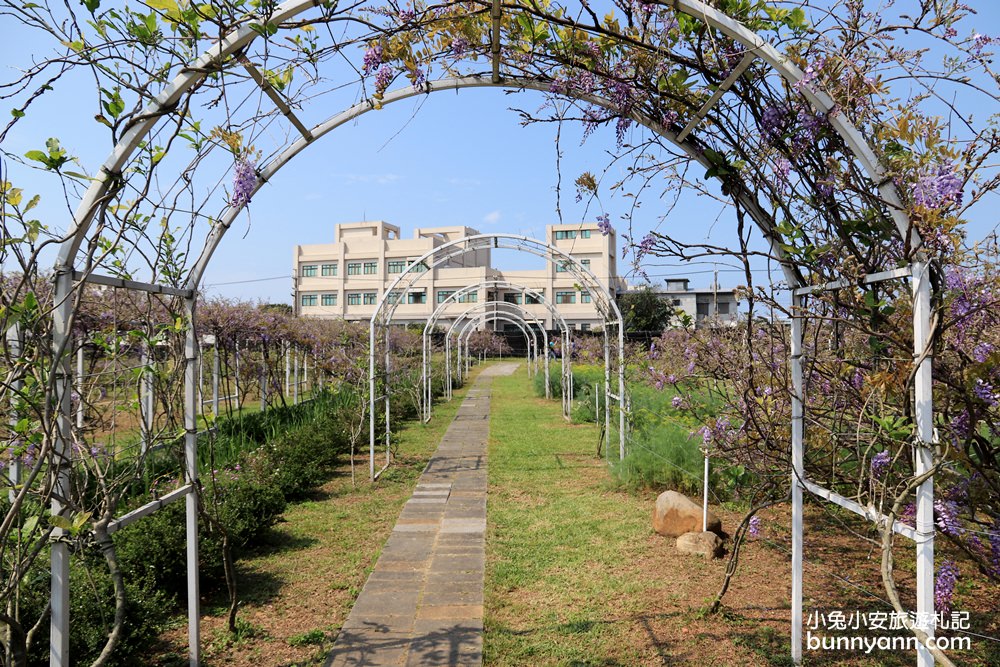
(647, 278), (739, 328)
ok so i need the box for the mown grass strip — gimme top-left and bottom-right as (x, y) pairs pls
(485, 365), (664, 666)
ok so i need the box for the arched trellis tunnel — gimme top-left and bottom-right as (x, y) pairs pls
(368, 232), (628, 481)
(421, 279), (567, 411)
(29, 1), (942, 665)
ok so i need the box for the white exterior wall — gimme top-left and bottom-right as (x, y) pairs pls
(293, 221), (625, 330)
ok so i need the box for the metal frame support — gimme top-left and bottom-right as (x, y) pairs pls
(182, 298), (201, 666)
(912, 261), (935, 667)
(50, 267), (73, 667)
(790, 293), (804, 665)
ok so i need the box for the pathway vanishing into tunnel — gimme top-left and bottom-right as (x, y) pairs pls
(326, 362), (520, 667)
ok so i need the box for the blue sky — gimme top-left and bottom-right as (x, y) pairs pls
(2, 2), (998, 305)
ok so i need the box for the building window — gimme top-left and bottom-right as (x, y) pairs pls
(300, 294), (317, 306)
(347, 293), (362, 306)
(363, 261), (378, 275)
(718, 302), (730, 315)
(321, 293), (337, 306)
(581, 291), (591, 304)
(581, 322), (591, 331)
(386, 291), (403, 303)
(321, 263), (337, 277)
(407, 259), (429, 273)
(672, 298), (682, 306)
(555, 230), (577, 240)
(556, 291), (576, 304)
(503, 293), (522, 305)
(301, 265), (317, 277)
(347, 262), (362, 276)
(458, 292), (477, 303)
(556, 261), (571, 273)
(581, 230), (591, 239)
(363, 292), (378, 305)
(580, 259), (591, 271)
(437, 290), (455, 304)
(525, 294), (540, 305)
(407, 291), (426, 305)
(696, 302), (710, 317)
(388, 260), (407, 274)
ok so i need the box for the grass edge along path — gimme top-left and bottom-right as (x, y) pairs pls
(484, 365), (800, 667)
(152, 362), (492, 667)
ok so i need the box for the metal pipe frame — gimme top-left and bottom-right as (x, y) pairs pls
(422, 279), (568, 419)
(455, 314), (537, 378)
(446, 300), (553, 404)
(46, 0), (931, 662)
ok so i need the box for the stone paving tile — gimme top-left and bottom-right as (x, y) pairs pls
(328, 363), (519, 666)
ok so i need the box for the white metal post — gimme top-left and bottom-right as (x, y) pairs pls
(703, 454), (710, 533)
(183, 298), (201, 666)
(7, 325), (22, 503)
(212, 339), (219, 419)
(790, 294), (804, 666)
(141, 344), (153, 455)
(912, 261), (935, 667)
(293, 347), (299, 405)
(75, 342), (84, 430)
(618, 323), (626, 460)
(284, 341), (290, 402)
(259, 343), (268, 412)
(50, 267), (73, 667)
(603, 329), (611, 456)
(234, 341), (241, 410)
(369, 320), (377, 481)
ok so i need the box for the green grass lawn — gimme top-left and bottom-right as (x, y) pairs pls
(485, 365), (667, 665)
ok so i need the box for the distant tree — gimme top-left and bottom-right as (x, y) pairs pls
(262, 303), (293, 316)
(619, 288), (673, 333)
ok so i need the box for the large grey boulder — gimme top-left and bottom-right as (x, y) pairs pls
(652, 490), (722, 537)
(676, 531), (723, 558)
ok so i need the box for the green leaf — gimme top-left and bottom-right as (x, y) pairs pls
(10, 108), (24, 118)
(24, 150), (48, 164)
(48, 515), (73, 531)
(82, 0), (100, 13)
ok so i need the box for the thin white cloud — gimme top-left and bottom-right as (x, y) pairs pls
(483, 210), (502, 225)
(334, 172), (400, 185)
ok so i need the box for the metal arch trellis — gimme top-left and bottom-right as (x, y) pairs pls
(40, 1), (938, 665)
(420, 279), (575, 418)
(442, 301), (556, 414)
(367, 232), (628, 483)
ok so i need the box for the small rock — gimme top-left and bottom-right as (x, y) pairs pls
(676, 531), (723, 558)
(652, 490), (722, 537)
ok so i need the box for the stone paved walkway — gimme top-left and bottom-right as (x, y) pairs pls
(326, 363), (520, 667)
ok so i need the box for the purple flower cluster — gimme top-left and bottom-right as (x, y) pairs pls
(671, 395), (684, 409)
(990, 524), (1000, 578)
(913, 164), (963, 209)
(973, 378), (997, 406)
(870, 450), (891, 479)
(795, 58), (825, 91)
(374, 65), (393, 93)
(934, 499), (963, 536)
(596, 213), (613, 236)
(972, 342), (994, 363)
(935, 560), (959, 615)
(760, 104), (788, 144)
(636, 232), (655, 259)
(231, 156), (256, 208)
(450, 37), (470, 57)
(748, 515), (761, 538)
(362, 44), (383, 75)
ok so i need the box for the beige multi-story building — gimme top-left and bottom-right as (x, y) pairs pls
(651, 278), (740, 327)
(292, 220), (625, 331)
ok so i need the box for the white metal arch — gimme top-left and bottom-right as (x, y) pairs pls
(455, 311), (536, 371)
(366, 233), (625, 480)
(43, 2), (936, 665)
(442, 300), (561, 416)
(421, 279), (571, 418)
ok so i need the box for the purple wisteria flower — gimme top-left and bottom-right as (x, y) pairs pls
(913, 164), (963, 209)
(870, 450), (891, 478)
(748, 515), (761, 538)
(362, 44), (383, 75)
(596, 213), (613, 236)
(450, 37), (470, 57)
(972, 342), (994, 363)
(671, 396), (683, 409)
(935, 560), (959, 616)
(935, 499), (963, 536)
(636, 233), (655, 259)
(231, 156), (257, 208)
(374, 65), (393, 93)
(973, 378), (997, 406)
(760, 104), (788, 144)
(795, 58), (825, 91)
(989, 524), (1000, 578)
(773, 157), (791, 188)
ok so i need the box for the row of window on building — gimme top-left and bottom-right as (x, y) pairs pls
(300, 289), (591, 307)
(299, 258), (589, 278)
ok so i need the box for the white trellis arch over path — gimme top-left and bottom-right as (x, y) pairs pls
(38, 1), (940, 665)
